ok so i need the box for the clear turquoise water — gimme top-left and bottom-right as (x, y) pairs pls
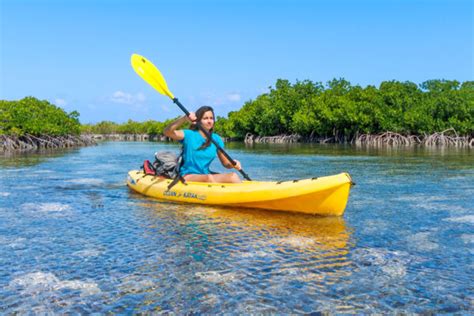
(0, 142), (472, 314)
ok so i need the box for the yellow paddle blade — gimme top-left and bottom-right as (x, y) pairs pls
(130, 54), (175, 99)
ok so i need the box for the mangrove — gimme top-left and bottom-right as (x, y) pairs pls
(0, 97), (96, 152)
(84, 79), (473, 147)
(4, 78), (473, 150)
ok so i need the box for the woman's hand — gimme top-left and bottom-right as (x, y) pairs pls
(232, 159), (242, 170)
(217, 151), (242, 171)
(187, 112), (197, 123)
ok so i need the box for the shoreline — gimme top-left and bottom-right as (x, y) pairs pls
(92, 131), (473, 147)
(244, 130), (473, 147)
(0, 134), (97, 153)
(1, 130), (472, 153)
(90, 134), (167, 142)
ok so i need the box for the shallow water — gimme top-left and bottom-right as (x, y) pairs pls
(0, 142), (472, 314)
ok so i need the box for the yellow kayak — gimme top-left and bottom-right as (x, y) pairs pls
(127, 171), (353, 216)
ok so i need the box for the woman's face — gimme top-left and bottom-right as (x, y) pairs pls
(200, 110), (214, 130)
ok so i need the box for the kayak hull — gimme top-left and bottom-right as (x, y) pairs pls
(127, 171), (353, 216)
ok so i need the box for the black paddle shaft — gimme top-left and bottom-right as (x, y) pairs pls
(173, 98), (251, 181)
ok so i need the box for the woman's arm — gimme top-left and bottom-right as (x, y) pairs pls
(218, 151), (242, 170)
(215, 135), (242, 170)
(163, 114), (195, 141)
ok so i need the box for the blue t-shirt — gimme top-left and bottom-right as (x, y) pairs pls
(179, 129), (225, 176)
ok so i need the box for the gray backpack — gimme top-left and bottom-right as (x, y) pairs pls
(153, 151), (183, 179)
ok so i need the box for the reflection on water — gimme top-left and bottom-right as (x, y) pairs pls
(180, 205), (350, 250)
(121, 199), (354, 313)
(228, 140), (472, 157)
(0, 141), (472, 314)
(0, 148), (79, 168)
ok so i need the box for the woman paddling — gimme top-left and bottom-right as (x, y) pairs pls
(163, 106), (242, 183)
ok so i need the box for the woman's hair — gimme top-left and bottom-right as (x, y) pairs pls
(190, 106), (215, 150)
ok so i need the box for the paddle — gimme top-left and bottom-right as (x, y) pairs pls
(131, 53), (251, 181)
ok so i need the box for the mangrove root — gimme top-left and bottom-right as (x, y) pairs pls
(0, 134), (97, 153)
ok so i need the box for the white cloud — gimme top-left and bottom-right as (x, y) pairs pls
(226, 93), (241, 102)
(110, 91), (146, 105)
(54, 98), (67, 106)
(191, 91), (243, 107)
(161, 104), (171, 112)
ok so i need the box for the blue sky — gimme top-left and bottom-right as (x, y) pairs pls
(1, 0), (472, 124)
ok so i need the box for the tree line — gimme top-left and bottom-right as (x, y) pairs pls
(80, 118), (178, 135)
(0, 97), (95, 152)
(0, 97), (81, 136)
(2, 79), (472, 142)
(81, 78), (473, 141)
(214, 79), (473, 140)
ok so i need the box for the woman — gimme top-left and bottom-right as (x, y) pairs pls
(163, 106), (242, 183)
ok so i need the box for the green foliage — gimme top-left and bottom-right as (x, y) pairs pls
(81, 121), (118, 134)
(82, 117), (182, 135)
(220, 78), (473, 140)
(110, 78), (470, 140)
(0, 97), (81, 136)
(9, 79), (470, 140)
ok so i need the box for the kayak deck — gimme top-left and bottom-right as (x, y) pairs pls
(127, 171), (353, 216)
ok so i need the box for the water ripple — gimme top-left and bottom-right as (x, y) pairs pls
(0, 142), (472, 314)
